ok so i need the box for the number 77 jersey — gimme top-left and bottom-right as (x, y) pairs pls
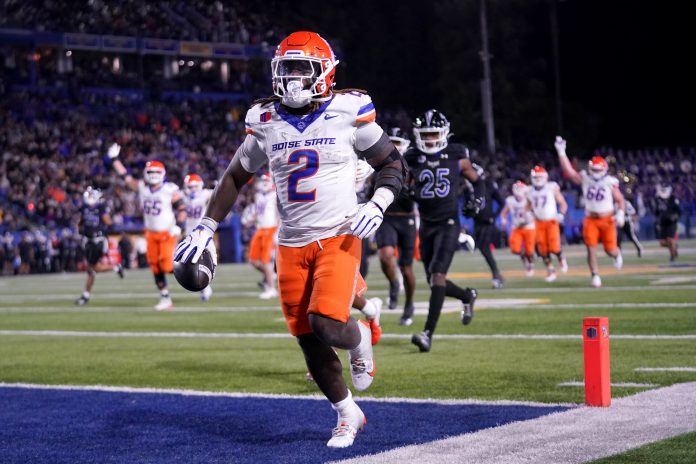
(237, 91), (385, 246)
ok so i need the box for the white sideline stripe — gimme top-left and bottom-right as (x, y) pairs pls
(635, 367), (696, 372)
(330, 382), (696, 464)
(1, 330), (696, 341)
(557, 381), (658, 388)
(0, 383), (574, 408)
(3, 302), (696, 314)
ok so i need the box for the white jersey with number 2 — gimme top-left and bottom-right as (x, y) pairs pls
(237, 92), (384, 246)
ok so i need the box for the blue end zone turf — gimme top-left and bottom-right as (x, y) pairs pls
(0, 387), (570, 463)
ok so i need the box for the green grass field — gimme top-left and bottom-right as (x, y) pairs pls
(2, 239), (695, 462)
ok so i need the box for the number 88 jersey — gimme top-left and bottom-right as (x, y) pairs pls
(580, 170), (619, 215)
(404, 143), (468, 222)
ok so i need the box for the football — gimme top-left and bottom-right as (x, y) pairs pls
(173, 249), (216, 292)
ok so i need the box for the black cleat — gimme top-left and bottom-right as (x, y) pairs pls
(116, 264), (125, 279)
(461, 288), (477, 325)
(388, 279), (399, 309)
(411, 330), (432, 352)
(75, 296), (89, 305)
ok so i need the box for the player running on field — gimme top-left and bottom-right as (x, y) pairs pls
(173, 31), (405, 448)
(500, 181), (536, 276)
(74, 186), (124, 305)
(109, 145), (187, 309)
(555, 136), (625, 288)
(528, 165), (569, 282)
(183, 173), (214, 302)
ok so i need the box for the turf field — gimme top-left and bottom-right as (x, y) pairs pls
(1, 239), (695, 463)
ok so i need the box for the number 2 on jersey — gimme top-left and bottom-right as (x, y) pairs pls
(288, 149), (319, 202)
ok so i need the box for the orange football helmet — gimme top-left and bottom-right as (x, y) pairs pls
(271, 31), (338, 108)
(530, 165), (548, 188)
(184, 173), (204, 193)
(588, 156), (608, 180)
(144, 161), (166, 185)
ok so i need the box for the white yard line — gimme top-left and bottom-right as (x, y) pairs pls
(0, 382), (573, 408)
(557, 381), (658, 388)
(1, 330), (695, 340)
(635, 367), (696, 372)
(330, 382), (696, 464)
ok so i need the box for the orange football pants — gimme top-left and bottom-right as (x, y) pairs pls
(534, 219), (561, 256)
(248, 226), (277, 264)
(145, 230), (176, 274)
(509, 228), (536, 256)
(277, 234), (362, 336)
(583, 215), (618, 253)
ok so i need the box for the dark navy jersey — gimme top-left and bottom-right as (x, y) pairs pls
(80, 203), (110, 238)
(651, 195), (681, 222)
(404, 143), (468, 222)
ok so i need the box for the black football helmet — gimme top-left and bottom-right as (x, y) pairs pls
(387, 127), (411, 155)
(413, 109), (450, 154)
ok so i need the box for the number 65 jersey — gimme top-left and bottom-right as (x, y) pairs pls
(138, 180), (180, 232)
(237, 92), (385, 247)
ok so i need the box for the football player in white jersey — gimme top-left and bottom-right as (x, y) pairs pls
(555, 136), (625, 288)
(108, 144), (187, 309)
(527, 165), (569, 282)
(500, 181), (536, 276)
(183, 173), (214, 302)
(174, 31), (405, 448)
(240, 172), (280, 299)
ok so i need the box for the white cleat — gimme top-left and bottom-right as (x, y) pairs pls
(613, 251), (623, 270)
(592, 274), (602, 288)
(560, 258), (568, 273)
(200, 285), (213, 302)
(259, 287), (279, 299)
(154, 296), (173, 311)
(525, 266), (534, 277)
(545, 271), (557, 283)
(327, 398), (365, 448)
(347, 321), (376, 391)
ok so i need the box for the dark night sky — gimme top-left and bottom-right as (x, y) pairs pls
(283, 0), (695, 149)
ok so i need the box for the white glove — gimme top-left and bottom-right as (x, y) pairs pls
(169, 224), (182, 238)
(458, 232), (476, 253)
(556, 213), (565, 224)
(615, 209), (626, 228)
(174, 217), (218, 265)
(107, 143), (121, 159)
(349, 201), (383, 239)
(355, 159), (375, 185)
(554, 136), (567, 156)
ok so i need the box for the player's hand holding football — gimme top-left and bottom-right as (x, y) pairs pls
(174, 217), (218, 265)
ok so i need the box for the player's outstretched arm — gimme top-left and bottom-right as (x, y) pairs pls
(107, 143), (139, 191)
(554, 136), (582, 185)
(499, 204), (510, 228)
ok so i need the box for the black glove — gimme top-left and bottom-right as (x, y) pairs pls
(463, 197), (484, 218)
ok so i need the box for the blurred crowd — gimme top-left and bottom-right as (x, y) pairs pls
(0, 0), (283, 45)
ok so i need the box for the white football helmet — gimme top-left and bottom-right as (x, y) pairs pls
(588, 156), (608, 181)
(512, 181), (528, 199)
(83, 186), (102, 206)
(184, 173), (204, 195)
(656, 183), (672, 199)
(255, 173), (274, 193)
(413, 109), (450, 154)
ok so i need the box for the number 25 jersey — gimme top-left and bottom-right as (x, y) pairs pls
(404, 144), (468, 222)
(237, 92), (385, 247)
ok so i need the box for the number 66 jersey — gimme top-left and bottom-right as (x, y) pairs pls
(237, 91), (385, 247)
(580, 170), (620, 215)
